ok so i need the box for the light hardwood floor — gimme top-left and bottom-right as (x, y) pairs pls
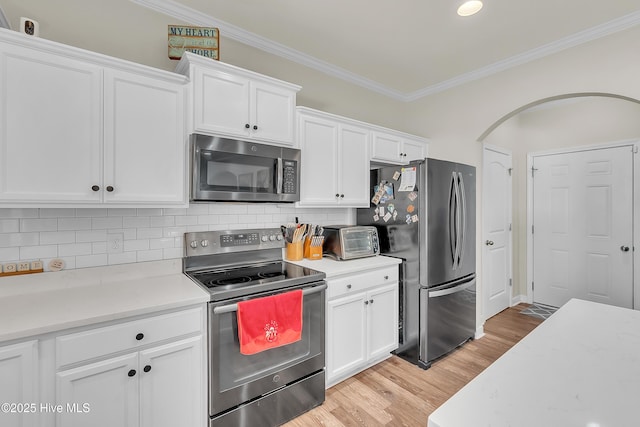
(284, 304), (543, 426)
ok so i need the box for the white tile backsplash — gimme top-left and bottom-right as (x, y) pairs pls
(0, 204), (352, 273)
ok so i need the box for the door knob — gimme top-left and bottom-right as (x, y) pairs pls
(621, 245), (630, 252)
(485, 240), (494, 246)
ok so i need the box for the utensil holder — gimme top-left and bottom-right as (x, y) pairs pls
(285, 241), (304, 261)
(304, 236), (323, 260)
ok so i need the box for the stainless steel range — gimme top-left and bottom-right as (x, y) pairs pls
(183, 228), (326, 427)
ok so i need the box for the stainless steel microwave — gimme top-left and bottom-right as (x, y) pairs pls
(190, 134), (301, 203)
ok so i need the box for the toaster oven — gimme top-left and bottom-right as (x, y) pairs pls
(323, 226), (380, 260)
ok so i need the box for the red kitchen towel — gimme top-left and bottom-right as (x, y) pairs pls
(236, 289), (303, 355)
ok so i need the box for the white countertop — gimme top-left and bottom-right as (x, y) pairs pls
(427, 299), (640, 427)
(288, 255), (402, 279)
(0, 260), (209, 343)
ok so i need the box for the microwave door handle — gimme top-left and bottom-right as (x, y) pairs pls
(276, 158), (284, 194)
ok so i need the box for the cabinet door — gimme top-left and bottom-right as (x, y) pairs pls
(104, 70), (186, 205)
(194, 67), (250, 137)
(326, 292), (367, 385)
(251, 81), (296, 145)
(367, 283), (399, 361)
(56, 353), (138, 427)
(337, 124), (370, 207)
(0, 341), (38, 427)
(403, 138), (426, 162)
(139, 336), (203, 427)
(0, 44), (102, 203)
(297, 114), (339, 206)
(371, 131), (404, 164)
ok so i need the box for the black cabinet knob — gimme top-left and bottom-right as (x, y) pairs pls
(128, 369), (136, 377)
(340, 194), (345, 198)
(136, 333), (144, 341)
(143, 365), (152, 373)
(245, 123), (250, 129)
(91, 185), (100, 192)
(253, 125), (258, 130)
(335, 194), (340, 198)
(106, 186), (114, 192)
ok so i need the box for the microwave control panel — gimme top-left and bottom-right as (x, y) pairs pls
(282, 160), (297, 194)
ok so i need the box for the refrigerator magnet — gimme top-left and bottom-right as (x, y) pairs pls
(383, 212), (392, 222)
(392, 171), (401, 180)
(411, 214), (419, 223)
(373, 214), (380, 222)
(407, 204), (415, 213)
(387, 204), (395, 213)
(408, 191), (418, 201)
(393, 211), (398, 220)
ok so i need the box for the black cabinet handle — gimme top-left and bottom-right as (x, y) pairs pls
(136, 333), (144, 341)
(143, 365), (152, 373)
(91, 185), (100, 192)
(106, 186), (114, 192)
(245, 123), (250, 129)
(128, 369), (136, 377)
(253, 125), (258, 130)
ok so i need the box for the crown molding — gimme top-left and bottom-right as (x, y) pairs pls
(132, 0), (640, 102)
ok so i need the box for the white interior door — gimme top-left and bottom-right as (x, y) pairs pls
(482, 146), (513, 320)
(532, 145), (633, 308)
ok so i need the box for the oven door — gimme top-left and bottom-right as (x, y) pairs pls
(208, 281), (325, 417)
(191, 135), (300, 202)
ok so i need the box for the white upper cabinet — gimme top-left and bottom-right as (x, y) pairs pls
(0, 29), (188, 207)
(0, 41), (103, 204)
(104, 69), (186, 205)
(177, 52), (300, 146)
(371, 130), (428, 165)
(297, 108), (370, 207)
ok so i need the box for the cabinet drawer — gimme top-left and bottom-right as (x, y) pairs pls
(327, 266), (398, 299)
(56, 306), (203, 368)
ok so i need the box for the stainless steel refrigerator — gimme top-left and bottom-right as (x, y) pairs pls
(356, 158), (476, 369)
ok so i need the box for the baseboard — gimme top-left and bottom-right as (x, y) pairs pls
(511, 294), (528, 306)
(474, 325), (485, 339)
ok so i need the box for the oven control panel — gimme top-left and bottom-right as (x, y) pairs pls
(184, 228), (284, 256)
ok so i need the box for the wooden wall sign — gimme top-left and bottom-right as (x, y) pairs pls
(168, 25), (219, 60)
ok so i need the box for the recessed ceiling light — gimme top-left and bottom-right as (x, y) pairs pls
(457, 1), (483, 17)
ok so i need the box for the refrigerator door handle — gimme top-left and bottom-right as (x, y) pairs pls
(428, 275), (476, 298)
(449, 172), (458, 266)
(454, 172), (462, 269)
(457, 172), (466, 268)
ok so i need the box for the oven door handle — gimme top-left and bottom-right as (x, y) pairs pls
(212, 284), (327, 315)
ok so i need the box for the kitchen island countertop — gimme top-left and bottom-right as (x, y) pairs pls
(0, 260), (209, 343)
(427, 298), (640, 427)
(288, 255), (402, 279)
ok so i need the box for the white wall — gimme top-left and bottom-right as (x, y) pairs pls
(0, 205), (351, 271)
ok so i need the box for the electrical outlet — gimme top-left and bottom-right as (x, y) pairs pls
(30, 260), (43, 270)
(17, 262), (30, 272)
(3, 263), (16, 273)
(107, 233), (124, 254)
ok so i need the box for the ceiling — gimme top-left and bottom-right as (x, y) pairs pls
(3, 0), (640, 101)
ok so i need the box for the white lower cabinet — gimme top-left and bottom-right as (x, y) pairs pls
(0, 340), (39, 427)
(326, 267), (398, 387)
(54, 306), (205, 427)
